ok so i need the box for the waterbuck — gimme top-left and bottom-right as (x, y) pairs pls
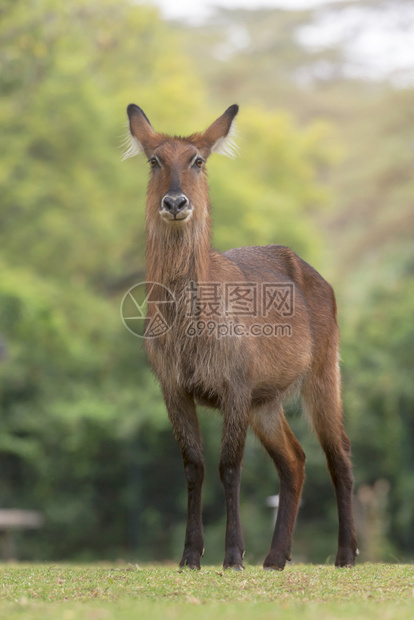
(124, 103), (358, 570)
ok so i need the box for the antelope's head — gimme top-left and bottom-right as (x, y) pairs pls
(123, 104), (239, 226)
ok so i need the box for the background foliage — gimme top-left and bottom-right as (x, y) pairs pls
(0, 0), (413, 563)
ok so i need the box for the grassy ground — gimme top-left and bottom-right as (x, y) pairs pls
(0, 563), (413, 619)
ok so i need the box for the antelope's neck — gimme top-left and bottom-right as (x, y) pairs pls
(145, 214), (212, 293)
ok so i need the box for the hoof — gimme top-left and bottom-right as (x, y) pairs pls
(263, 551), (289, 571)
(179, 550), (202, 570)
(335, 547), (358, 568)
(223, 563), (244, 571)
(335, 561), (355, 568)
(263, 564), (285, 571)
(223, 548), (244, 571)
(179, 561), (201, 570)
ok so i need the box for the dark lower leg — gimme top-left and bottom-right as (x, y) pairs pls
(263, 433), (305, 570)
(219, 461), (245, 569)
(219, 410), (248, 570)
(180, 460), (205, 568)
(302, 354), (358, 567)
(163, 389), (205, 569)
(324, 438), (358, 567)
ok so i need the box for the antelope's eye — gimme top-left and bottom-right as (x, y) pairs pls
(149, 158), (158, 168)
(195, 158), (204, 168)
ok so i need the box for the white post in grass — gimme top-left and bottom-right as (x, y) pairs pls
(266, 494), (279, 526)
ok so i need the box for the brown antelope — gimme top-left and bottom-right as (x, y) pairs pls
(124, 103), (358, 570)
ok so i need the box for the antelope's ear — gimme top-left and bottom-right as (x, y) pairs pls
(122, 104), (157, 160)
(199, 104), (239, 159)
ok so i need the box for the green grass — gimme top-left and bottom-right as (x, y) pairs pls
(0, 563), (413, 619)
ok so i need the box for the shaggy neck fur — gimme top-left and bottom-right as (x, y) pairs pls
(145, 195), (212, 295)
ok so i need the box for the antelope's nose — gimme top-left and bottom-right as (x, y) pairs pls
(162, 193), (189, 215)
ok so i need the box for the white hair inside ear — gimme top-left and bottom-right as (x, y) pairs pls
(120, 126), (144, 161)
(211, 119), (239, 158)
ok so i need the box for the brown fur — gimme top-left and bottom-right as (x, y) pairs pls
(126, 104), (358, 570)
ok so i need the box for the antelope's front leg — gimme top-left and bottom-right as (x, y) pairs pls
(164, 389), (204, 569)
(219, 403), (249, 570)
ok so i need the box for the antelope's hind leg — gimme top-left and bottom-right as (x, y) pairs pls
(301, 359), (358, 567)
(250, 403), (306, 571)
(164, 389), (205, 569)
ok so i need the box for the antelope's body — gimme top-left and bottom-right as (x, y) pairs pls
(125, 104), (358, 570)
